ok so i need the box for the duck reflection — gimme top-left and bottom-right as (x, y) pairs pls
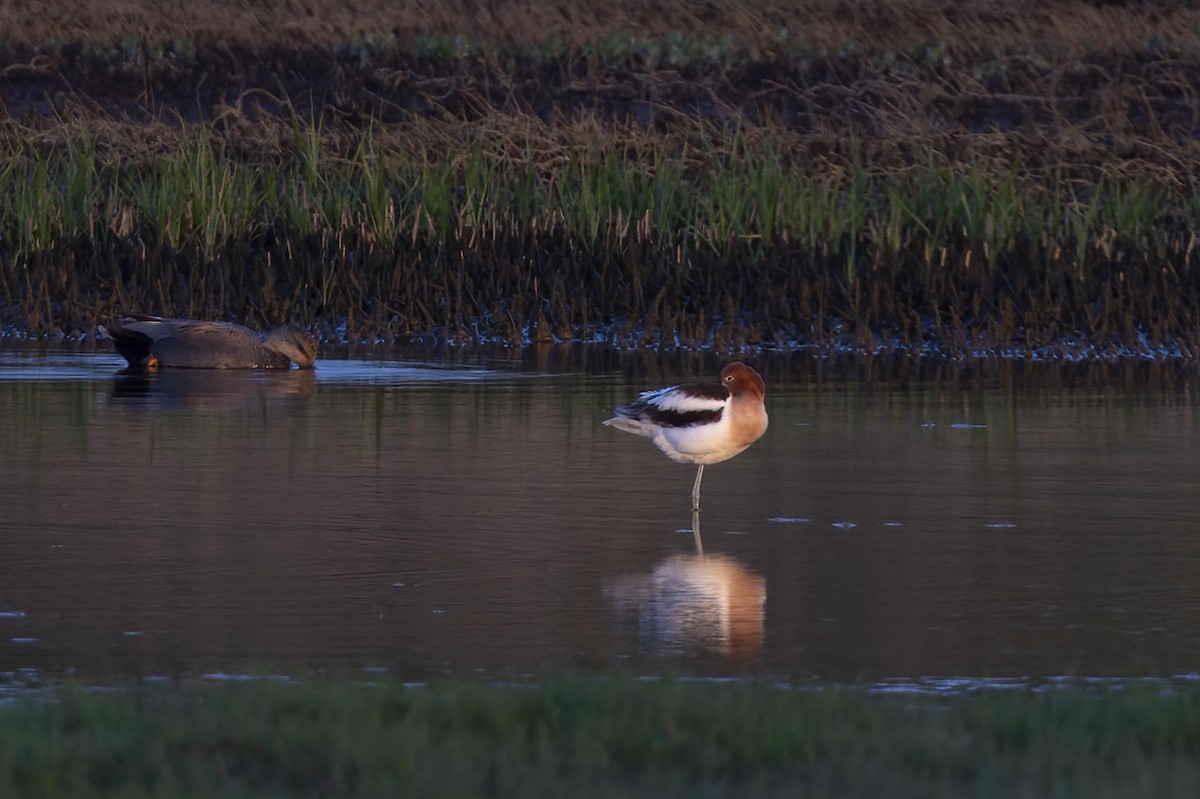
(606, 512), (766, 662)
(110, 368), (316, 410)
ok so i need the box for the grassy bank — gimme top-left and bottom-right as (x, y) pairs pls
(4, 123), (1199, 353)
(4, 2), (1200, 354)
(2, 678), (1199, 797)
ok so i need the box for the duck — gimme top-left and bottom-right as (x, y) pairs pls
(603, 362), (768, 511)
(104, 315), (317, 370)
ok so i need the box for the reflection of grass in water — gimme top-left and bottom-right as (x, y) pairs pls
(2, 678), (1198, 796)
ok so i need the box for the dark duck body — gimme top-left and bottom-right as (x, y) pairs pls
(105, 315), (317, 370)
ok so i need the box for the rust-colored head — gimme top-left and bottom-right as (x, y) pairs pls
(720, 362), (765, 399)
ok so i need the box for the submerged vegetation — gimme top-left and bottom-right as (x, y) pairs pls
(3, 1), (1200, 355)
(3, 678), (1200, 797)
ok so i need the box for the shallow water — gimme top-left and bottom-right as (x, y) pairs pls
(2, 343), (1200, 687)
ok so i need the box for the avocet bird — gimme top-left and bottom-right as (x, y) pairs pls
(603, 362), (768, 511)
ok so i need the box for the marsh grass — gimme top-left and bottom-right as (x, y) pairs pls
(2, 678), (1200, 797)
(5, 1), (1200, 352)
(2, 117), (1197, 351)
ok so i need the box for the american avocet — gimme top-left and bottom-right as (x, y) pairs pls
(104, 315), (317, 370)
(603, 362), (768, 511)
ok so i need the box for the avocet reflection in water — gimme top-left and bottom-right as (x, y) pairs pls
(606, 513), (766, 663)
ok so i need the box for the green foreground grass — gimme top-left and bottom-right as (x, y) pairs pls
(3, 678), (1200, 798)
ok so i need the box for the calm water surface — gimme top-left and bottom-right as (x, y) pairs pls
(2, 343), (1200, 688)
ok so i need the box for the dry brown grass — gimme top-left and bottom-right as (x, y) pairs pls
(3, 0), (1195, 55)
(4, 0), (1198, 176)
